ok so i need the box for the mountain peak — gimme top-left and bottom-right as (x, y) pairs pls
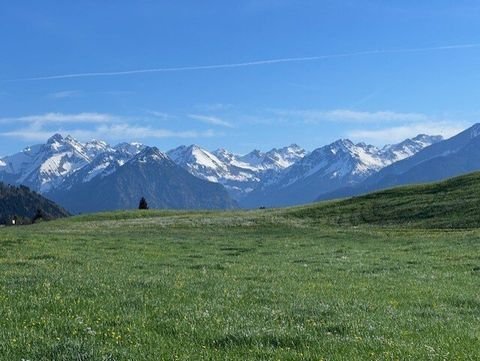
(411, 134), (443, 143)
(248, 149), (264, 157)
(213, 148), (234, 157)
(287, 143), (302, 150)
(466, 123), (480, 138)
(47, 133), (64, 144)
(187, 144), (203, 152)
(86, 139), (108, 146)
(134, 146), (169, 163)
(329, 138), (355, 151)
(114, 142), (145, 156)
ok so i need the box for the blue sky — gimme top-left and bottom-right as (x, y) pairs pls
(2, 1), (480, 155)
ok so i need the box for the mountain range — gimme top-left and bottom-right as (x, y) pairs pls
(240, 134), (442, 207)
(49, 147), (236, 213)
(317, 123), (480, 201)
(167, 144), (306, 199)
(4, 125), (480, 213)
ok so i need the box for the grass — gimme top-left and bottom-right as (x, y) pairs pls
(1, 173), (480, 360)
(289, 171), (480, 228)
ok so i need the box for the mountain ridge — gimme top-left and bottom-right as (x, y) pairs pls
(317, 123), (480, 201)
(240, 134), (442, 208)
(48, 146), (237, 213)
(0, 131), (452, 211)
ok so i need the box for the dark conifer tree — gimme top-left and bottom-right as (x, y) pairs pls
(138, 197), (149, 210)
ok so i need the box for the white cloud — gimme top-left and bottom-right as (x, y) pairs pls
(195, 103), (233, 112)
(188, 114), (234, 128)
(0, 112), (221, 143)
(48, 90), (80, 99)
(0, 112), (116, 125)
(0, 123), (218, 142)
(273, 109), (429, 124)
(347, 121), (467, 144)
(145, 110), (173, 120)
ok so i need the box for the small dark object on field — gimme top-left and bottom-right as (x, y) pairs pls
(139, 197), (149, 210)
(259, 206), (267, 210)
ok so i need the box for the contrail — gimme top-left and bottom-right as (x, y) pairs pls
(7, 43), (480, 82)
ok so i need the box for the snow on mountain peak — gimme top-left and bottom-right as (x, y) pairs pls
(47, 133), (64, 144)
(212, 148), (237, 163)
(134, 147), (169, 163)
(380, 134), (443, 163)
(84, 140), (111, 158)
(166, 144), (307, 199)
(238, 150), (267, 168)
(114, 142), (146, 156)
(167, 145), (230, 183)
(0, 131), (444, 202)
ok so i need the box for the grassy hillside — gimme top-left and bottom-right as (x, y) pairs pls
(61, 171), (480, 230)
(1, 173), (480, 359)
(289, 171), (480, 229)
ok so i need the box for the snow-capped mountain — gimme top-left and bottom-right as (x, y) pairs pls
(55, 148), (135, 191)
(50, 146), (236, 213)
(0, 132), (445, 211)
(238, 144), (307, 171)
(167, 144), (306, 199)
(84, 139), (112, 159)
(167, 145), (230, 183)
(114, 142), (146, 157)
(318, 125), (480, 201)
(0, 134), (91, 193)
(379, 134), (444, 163)
(241, 135), (443, 208)
(168, 145), (261, 199)
(0, 134), (145, 193)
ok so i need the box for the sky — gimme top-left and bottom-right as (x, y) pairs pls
(2, 0), (480, 155)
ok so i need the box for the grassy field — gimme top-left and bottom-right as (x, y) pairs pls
(1, 174), (480, 360)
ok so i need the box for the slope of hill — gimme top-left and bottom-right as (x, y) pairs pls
(50, 147), (237, 213)
(0, 182), (69, 224)
(55, 170), (480, 229)
(291, 171), (480, 228)
(319, 124), (480, 201)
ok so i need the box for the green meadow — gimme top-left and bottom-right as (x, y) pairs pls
(1, 173), (480, 360)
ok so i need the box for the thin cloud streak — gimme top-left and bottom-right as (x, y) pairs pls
(188, 114), (234, 128)
(0, 112), (220, 142)
(272, 109), (429, 123)
(0, 112), (115, 125)
(8, 43), (480, 81)
(48, 90), (81, 99)
(0, 124), (218, 142)
(347, 122), (467, 144)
